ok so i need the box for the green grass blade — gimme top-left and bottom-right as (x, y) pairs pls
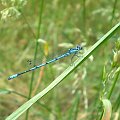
(25, 0), (45, 119)
(5, 22), (120, 120)
(0, 89), (11, 95)
(111, 0), (118, 25)
(68, 91), (80, 120)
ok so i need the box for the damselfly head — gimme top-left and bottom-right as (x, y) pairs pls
(76, 45), (83, 50)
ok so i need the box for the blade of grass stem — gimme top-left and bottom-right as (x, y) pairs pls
(107, 68), (120, 99)
(111, 0), (118, 26)
(99, 68), (120, 120)
(68, 91), (80, 120)
(101, 99), (112, 120)
(83, 0), (86, 35)
(25, 0), (45, 120)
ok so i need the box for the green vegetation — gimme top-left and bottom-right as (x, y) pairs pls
(0, 0), (120, 120)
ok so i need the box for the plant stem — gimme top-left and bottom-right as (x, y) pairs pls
(83, 0), (86, 36)
(107, 68), (120, 99)
(99, 68), (120, 120)
(25, 0), (44, 120)
(12, 91), (28, 99)
(111, 0), (118, 26)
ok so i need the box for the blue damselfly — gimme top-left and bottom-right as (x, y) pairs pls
(8, 45), (82, 80)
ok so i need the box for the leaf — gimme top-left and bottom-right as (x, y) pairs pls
(101, 99), (112, 120)
(0, 89), (11, 95)
(68, 91), (80, 120)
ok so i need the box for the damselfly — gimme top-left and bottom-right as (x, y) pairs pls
(8, 45), (82, 80)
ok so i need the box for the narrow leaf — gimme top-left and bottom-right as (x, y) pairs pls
(101, 99), (112, 120)
(0, 89), (11, 94)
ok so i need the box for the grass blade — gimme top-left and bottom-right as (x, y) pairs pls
(101, 99), (112, 120)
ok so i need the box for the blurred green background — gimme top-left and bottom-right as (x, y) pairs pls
(0, 0), (120, 120)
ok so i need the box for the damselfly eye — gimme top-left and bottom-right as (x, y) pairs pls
(80, 46), (83, 50)
(77, 45), (82, 50)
